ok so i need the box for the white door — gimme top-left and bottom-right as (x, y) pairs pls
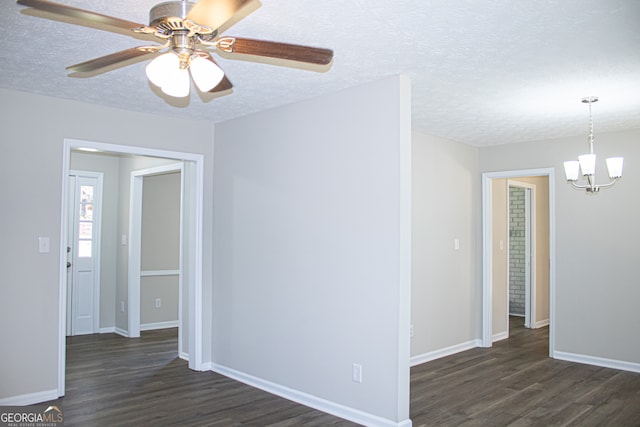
(67, 171), (103, 336)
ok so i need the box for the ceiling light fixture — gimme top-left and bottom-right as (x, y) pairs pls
(563, 96), (623, 193)
(145, 51), (224, 98)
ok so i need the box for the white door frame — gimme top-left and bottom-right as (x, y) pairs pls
(128, 163), (183, 348)
(59, 138), (205, 397)
(507, 180), (536, 329)
(67, 170), (103, 335)
(481, 168), (556, 357)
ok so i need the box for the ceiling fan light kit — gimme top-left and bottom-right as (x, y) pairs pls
(16, 0), (333, 99)
(563, 96), (624, 194)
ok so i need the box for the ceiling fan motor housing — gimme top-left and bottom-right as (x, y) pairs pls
(150, 1), (195, 26)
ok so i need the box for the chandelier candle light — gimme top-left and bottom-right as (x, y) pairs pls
(563, 96), (624, 193)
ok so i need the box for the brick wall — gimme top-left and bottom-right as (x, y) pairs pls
(509, 186), (526, 316)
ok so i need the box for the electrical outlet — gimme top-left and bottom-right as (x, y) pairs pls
(352, 363), (363, 383)
(120, 301), (125, 312)
(155, 298), (161, 309)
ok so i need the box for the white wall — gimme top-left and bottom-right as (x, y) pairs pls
(411, 130), (480, 359)
(0, 88), (214, 401)
(212, 76), (412, 426)
(479, 129), (640, 366)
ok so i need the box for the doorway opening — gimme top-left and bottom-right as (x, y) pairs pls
(128, 163), (184, 356)
(508, 180), (534, 330)
(58, 139), (205, 397)
(481, 168), (556, 357)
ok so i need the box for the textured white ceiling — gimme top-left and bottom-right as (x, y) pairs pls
(1, 0), (639, 146)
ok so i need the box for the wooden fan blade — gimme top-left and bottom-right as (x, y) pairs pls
(186, 0), (254, 31)
(66, 47), (159, 74)
(222, 37), (333, 65)
(17, 0), (145, 31)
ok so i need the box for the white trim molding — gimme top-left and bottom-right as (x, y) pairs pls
(534, 319), (550, 329)
(0, 389), (58, 406)
(140, 320), (179, 331)
(211, 364), (413, 427)
(410, 340), (482, 367)
(492, 331), (509, 343)
(140, 270), (180, 277)
(114, 327), (129, 338)
(554, 351), (640, 373)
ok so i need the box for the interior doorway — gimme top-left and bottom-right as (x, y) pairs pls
(128, 163), (184, 357)
(58, 139), (205, 397)
(481, 168), (556, 357)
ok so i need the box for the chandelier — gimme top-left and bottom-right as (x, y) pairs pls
(563, 96), (624, 193)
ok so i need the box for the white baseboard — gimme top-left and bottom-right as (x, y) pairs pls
(492, 331), (509, 342)
(211, 364), (411, 427)
(99, 327), (115, 334)
(140, 320), (179, 331)
(0, 389), (58, 406)
(179, 352), (189, 362)
(114, 327), (129, 337)
(534, 318), (549, 328)
(410, 339), (481, 367)
(553, 351), (640, 373)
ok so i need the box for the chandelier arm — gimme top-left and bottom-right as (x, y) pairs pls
(569, 181), (592, 190)
(593, 178), (620, 190)
(569, 177), (620, 191)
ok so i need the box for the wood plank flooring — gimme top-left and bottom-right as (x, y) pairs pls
(49, 329), (355, 426)
(410, 317), (640, 426)
(41, 318), (640, 426)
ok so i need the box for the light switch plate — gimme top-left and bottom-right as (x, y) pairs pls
(38, 237), (50, 253)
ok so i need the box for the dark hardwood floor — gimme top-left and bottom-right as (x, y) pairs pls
(47, 329), (355, 426)
(411, 316), (640, 426)
(41, 318), (640, 426)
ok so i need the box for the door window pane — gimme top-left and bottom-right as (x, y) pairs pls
(80, 186), (94, 203)
(78, 240), (92, 258)
(80, 203), (93, 221)
(78, 222), (93, 239)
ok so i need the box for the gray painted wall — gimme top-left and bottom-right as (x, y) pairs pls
(140, 171), (181, 326)
(411, 130), (480, 356)
(213, 76), (412, 424)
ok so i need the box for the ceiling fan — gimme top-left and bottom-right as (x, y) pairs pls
(16, 0), (334, 98)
